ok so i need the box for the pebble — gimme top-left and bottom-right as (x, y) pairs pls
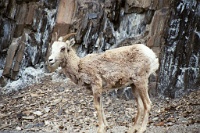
(33, 111), (43, 116)
(167, 122), (174, 126)
(44, 107), (51, 113)
(1, 78), (199, 133)
(16, 126), (22, 130)
(22, 116), (35, 120)
(152, 117), (159, 121)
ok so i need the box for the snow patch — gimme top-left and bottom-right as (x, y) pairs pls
(2, 66), (45, 93)
(111, 13), (145, 48)
(0, 70), (3, 77)
(194, 29), (200, 38)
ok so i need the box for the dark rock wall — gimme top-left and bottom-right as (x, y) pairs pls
(0, 0), (58, 83)
(0, 0), (199, 98)
(158, 0), (200, 98)
(69, 0), (170, 98)
(70, 0), (200, 98)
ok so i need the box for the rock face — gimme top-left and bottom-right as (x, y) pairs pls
(158, 0), (200, 98)
(60, 0), (200, 98)
(0, 0), (58, 84)
(0, 0), (199, 98)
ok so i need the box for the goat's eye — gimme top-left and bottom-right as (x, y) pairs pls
(60, 47), (65, 52)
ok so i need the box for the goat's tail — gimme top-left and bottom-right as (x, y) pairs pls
(150, 57), (159, 75)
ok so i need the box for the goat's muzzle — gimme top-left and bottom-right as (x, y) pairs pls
(48, 58), (55, 66)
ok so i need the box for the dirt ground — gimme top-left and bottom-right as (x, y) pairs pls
(0, 74), (199, 133)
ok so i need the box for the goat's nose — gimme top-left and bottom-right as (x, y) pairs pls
(49, 59), (53, 62)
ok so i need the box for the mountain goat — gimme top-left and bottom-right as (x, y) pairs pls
(48, 33), (159, 133)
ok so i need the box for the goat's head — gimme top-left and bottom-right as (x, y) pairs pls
(48, 33), (76, 68)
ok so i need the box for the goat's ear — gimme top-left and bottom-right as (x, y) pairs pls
(68, 38), (75, 46)
(54, 32), (58, 41)
(60, 46), (65, 52)
(51, 32), (58, 43)
(58, 37), (63, 42)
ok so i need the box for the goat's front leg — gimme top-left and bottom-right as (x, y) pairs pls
(138, 84), (151, 133)
(93, 88), (108, 133)
(100, 97), (108, 127)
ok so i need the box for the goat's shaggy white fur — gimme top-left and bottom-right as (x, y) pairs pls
(48, 36), (159, 133)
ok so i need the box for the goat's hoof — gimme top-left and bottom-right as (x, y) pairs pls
(128, 129), (146, 133)
(128, 126), (145, 133)
(97, 128), (106, 133)
(97, 125), (107, 133)
(128, 130), (142, 133)
(138, 128), (146, 133)
(104, 122), (109, 128)
(128, 129), (138, 133)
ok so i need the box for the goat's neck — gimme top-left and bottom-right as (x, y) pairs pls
(61, 49), (80, 82)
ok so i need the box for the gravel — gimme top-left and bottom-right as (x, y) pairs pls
(0, 76), (199, 133)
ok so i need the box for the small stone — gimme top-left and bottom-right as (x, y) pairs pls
(24, 124), (34, 129)
(51, 98), (62, 105)
(167, 122), (173, 126)
(45, 120), (51, 125)
(16, 126), (22, 130)
(88, 13), (97, 19)
(59, 125), (64, 130)
(58, 109), (63, 115)
(0, 103), (4, 108)
(57, 87), (65, 92)
(34, 122), (45, 127)
(44, 107), (50, 113)
(155, 121), (164, 126)
(22, 116), (35, 120)
(152, 117), (159, 121)
(33, 111), (43, 116)
(167, 117), (176, 123)
(74, 128), (80, 132)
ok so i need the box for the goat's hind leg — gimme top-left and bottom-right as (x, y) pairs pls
(131, 82), (151, 133)
(128, 84), (144, 133)
(92, 88), (108, 133)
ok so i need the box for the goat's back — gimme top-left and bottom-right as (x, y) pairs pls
(82, 44), (158, 71)
(79, 44), (159, 89)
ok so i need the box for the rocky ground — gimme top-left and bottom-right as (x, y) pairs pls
(0, 74), (199, 133)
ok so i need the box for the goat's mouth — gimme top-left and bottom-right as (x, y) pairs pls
(48, 61), (60, 69)
(48, 60), (56, 67)
(48, 58), (61, 69)
(49, 62), (55, 66)
(48, 60), (55, 66)
(48, 58), (56, 66)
